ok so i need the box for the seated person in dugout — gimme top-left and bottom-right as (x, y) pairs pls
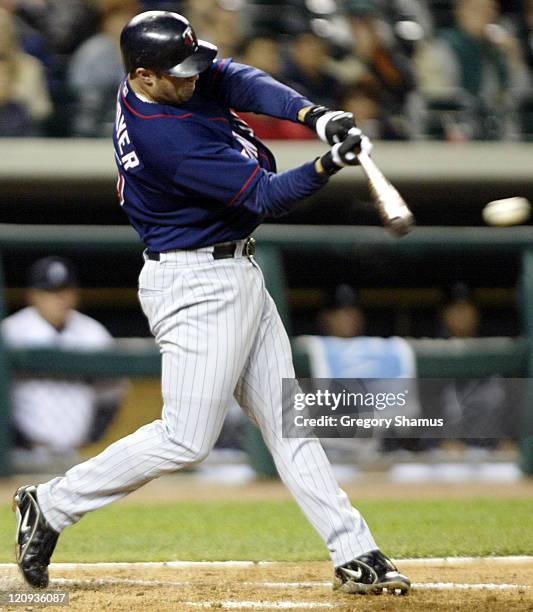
(2, 256), (124, 469)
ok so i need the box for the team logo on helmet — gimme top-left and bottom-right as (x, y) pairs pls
(183, 26), (196, 48)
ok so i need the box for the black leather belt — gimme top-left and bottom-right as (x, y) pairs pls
(146, 237), (256, 261)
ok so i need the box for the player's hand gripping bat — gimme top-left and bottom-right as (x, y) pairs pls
(350, 129), (415, 237)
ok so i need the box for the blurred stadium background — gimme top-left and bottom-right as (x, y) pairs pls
(1, 0), (533, 508)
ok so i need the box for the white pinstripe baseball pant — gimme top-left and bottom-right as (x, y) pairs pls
(37, 241), (377, 566)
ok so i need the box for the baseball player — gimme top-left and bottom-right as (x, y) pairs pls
(3, 257), (123, 463)
(14, 11), (410, 596)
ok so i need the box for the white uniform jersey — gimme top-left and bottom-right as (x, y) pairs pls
(2, 307), (113, 451)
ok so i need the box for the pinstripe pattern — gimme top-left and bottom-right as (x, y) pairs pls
(37, 244), (376, 566)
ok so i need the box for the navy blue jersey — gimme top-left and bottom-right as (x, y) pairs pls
(113, 59), (328, 251)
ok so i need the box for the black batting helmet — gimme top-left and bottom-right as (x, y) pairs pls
(120, 11), (218, 77)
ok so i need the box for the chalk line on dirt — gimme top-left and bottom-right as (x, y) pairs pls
(183, 603), (334, 610)
(1, 555), (532, 571)
(1, 575), (530, 592)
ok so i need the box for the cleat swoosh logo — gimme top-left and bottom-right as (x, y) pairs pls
(20, 508), (31, 535)
(341, 566), (363, 580)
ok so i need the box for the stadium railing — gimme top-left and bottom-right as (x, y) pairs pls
(0, 224), (532, 476)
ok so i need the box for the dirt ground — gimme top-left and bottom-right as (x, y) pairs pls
(1, 559), (532, 611)
(2, 477), (532, 610)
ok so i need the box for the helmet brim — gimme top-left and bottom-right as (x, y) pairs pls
(166, 40), (218, 77)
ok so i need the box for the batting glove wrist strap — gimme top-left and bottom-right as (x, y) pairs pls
(301, 105), (329, 129)
(320, 129), (369, 173)
(303, 105), (358, 145)
(319, 151), (342, 175)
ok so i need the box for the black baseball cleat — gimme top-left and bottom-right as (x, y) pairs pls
(334, 549), (411, 595)
(13, 485), (59, 588)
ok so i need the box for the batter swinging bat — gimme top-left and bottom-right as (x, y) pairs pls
(349, 130), (414, 237)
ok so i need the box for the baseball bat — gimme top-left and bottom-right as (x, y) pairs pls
(350, 131), (414, 237)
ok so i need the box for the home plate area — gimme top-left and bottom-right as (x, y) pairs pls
(1, 558), (532, 611)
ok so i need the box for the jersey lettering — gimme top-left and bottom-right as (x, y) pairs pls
(116, 172), (125, 206)
(114, 103), (142, 171)
(121, 151), (140, 170)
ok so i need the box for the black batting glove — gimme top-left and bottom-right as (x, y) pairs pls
(301, 105), (358, 145)
(319, 128), (373, 175)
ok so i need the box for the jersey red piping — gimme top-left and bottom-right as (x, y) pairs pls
(211, 59), (227, 83)
(229, 164), (260, 205)
(258, 151), (272, 171)
(121, 94), (193, 120)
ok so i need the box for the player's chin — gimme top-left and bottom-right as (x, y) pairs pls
(169, 90), (194, 105)
(166, 92), (194, 106)
(181, 87), (196, 101)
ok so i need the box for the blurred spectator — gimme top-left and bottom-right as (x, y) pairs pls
(11, 1), (98, 59)
(0, 0), (59, 94)
(184, 0), (244, 58)
(0, 7), (52, 125)
(436, 283), (507, 450)
(209, 0), (245, 58)
(522, 0), (533, 70)
(281, 29), (342, 108)
(515, 0), (533, 139)
(439, 282), (480, 338)
(2, 256), (124, 471)
(238, 34), (284, 78)
(236, 35), (314, 139)
(304, 284), (420, 457)
(333, 0), (419, 132)
(318, 284), (366, 338)
(9, 1), (100, 134)
(387, 0), (434, 55)
(183, 0), (216, 35)
(339, 81), (410, 139)
(414, 0), (530, 139)
(67, 0), (140, 137)
(0, 55), (38, 135)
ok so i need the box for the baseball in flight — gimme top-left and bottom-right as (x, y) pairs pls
(482, 197), (531, 226)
